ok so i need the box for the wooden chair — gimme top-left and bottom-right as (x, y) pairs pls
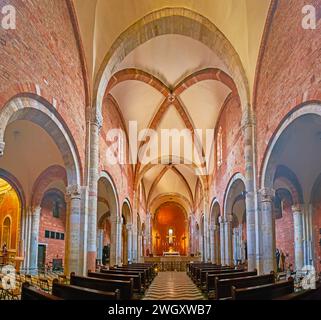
(38, 278), (50, 293)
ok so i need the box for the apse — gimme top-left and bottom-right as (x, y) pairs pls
(152, 202), (188, 256)
(0, 177), (20, 254)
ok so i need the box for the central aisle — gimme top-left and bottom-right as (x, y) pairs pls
(143, 272), (205, 300)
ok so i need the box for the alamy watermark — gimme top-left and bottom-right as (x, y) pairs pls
(302, 4), (319, 29)
(1, 264), (16, 290)
(1, 5), (16, 30)
(105, 121), (215, 175)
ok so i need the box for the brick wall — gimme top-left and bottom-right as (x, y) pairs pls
(209, 94), (245, 207)
(275, 202), (295, 269)
(255, 0), (321, 179)
(0, 0), (87, 173)
(313, 204), (321, 273)
(38, 191), (66, 266)
(99, 98), (134, 212)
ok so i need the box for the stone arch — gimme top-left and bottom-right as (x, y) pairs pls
(98, 170), (120, 265)
(210, 198), (221, 226)
(31, 165), (67, 210)
(0, 95), (81, 186)
(94, 7), (250, 117)
(121, 198), (133, 264)
(0, 168), (25, 210)
(261, 102), (321, 189)
(260, 102), (321, 273)
(223, 172), (246, 217)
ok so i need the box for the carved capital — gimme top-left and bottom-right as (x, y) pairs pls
(66, 184), (81, 199)
(87, 107), (103, 129)
(126, 223), (133, 231)
(0, 141), (5, 157)
(225, 213), (233, 223)
(292, 204), (303, 214)
(259, 187), (275, 203)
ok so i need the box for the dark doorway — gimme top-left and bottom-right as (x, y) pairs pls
(37, 244), (46, 270)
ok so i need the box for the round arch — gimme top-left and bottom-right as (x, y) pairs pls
(261, 102), (321, 189)
(94, 7), (249, 117)
(223, 172), (246, 217)
(0, 95), (81, 187)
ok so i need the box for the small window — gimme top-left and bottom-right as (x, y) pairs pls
(60, 233), (65, 240)
(55, 232), (60, 240)
(45, 230), (50, 238)
(216, 126), (223, 168)
(52, 200), (60, 218)
(50, 231), (55, 239)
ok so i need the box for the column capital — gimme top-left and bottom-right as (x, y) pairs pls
(66, 184), (81, 199)
(259, 187), (275, 202)
(292, 204), (303, 214)
(126, 223), (133, 231)
(87, 107), (103, 129)
(31, 205), (42, 216)
(218, 216), (224, 224)
(241, 107), (256, 129)
(225, 213), (233, 223)
(0, 141), (5, 157)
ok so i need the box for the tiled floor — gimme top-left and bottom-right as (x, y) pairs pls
(144, 272), (205, 300)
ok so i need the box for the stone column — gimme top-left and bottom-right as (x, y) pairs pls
(260, 187), (276, 274)
(65, 185), (81, 275)
(209, 224), (215, 263)
(292, 204), (304, 270)
(29, 206), (41, 273)
(116, 215), (122, 265)
(145, 212), (152, 254)
(213, 224), (220, 264)
(96, 229), (104, 263)
(127, 223), (133, 263)
(225, 214), (233, 266)
(87, 108), (103, 272)
(241, 108), (257, 271)
(219, 216), (225, 265)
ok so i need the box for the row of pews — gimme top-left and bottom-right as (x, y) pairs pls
(187, 262), (321, 300)
(21, 263), (157, 300)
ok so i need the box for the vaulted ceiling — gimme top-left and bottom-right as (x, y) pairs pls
(72, 0), (271, 215)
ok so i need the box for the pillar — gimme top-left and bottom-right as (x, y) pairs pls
(213, 224), (220, 264)
(116, 215), (122, 265)
(225, 214), (233, 266)
(210, 224), (215, 263)
(86, 107), (103, 271)
(29, 206), (41, 273)
(65, 185), (81, 275)
(219, 216), (225, 265)
(96, 229), (104, 263)
(241, 108), (257, 271)
(292, 204), (304, 270)
(127, 223), (133, 263)
(260, 187), (276, 274)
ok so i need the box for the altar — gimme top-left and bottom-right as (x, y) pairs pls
(163, 251), (180, 256)
(144, 255), (201, 271)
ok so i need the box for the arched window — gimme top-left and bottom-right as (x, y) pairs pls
(2, 217), (11, 248)
(217, 126), (223, 168)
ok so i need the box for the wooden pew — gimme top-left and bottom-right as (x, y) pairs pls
(215, 273), (275, 299)
(193, 266), (234, 283)
(70, 273), (133, 300)
(206, 270), (257, 293)
(102, 268), (147, 287)
(274, 281), (321, 300)
(231, 278), (294, 300)
(112, 266), (152, 283)
(200, 268), (244, 287)
(21, 282), (62, 300)
(52, 280), (120, 300)
(88, 271), (143, 293)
